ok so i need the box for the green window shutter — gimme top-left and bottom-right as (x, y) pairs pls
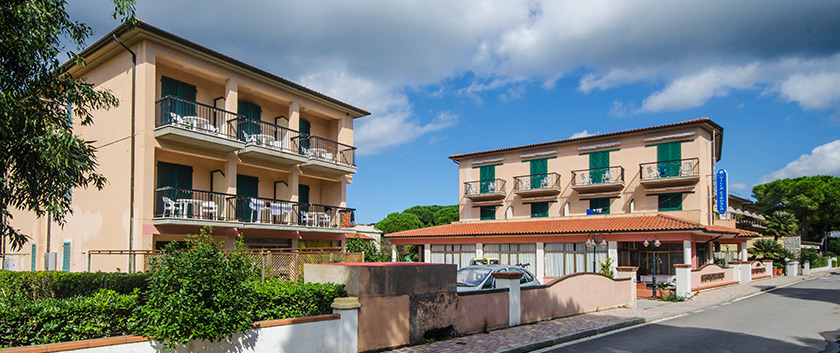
(657, 142), (682, 177)
(238, 100), (262, 139)
(531, 202), (549, 218)
(480, 206), (495, 220)
(237, 174), (260, 221)
(658, 193), (683, 211)
(62, 242), (71, 272)
(157, 162), (193, 216)
(31, 244), (37, 270)
(530, 158), (547, 188)
(589, 151), (609, 184)
(161, 76), (196, 117)
(299, 119), (311, 151)
(589, 198), (610, 214)
(479, 165), (495, 193)
(298, 184), (310, 204)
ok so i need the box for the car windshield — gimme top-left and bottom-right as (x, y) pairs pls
(457, 267), (492, 287)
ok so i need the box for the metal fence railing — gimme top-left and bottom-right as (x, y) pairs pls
(156, 96), (239, 139)
(236, 117), (302, 154)
(513, 172), (561, 191)
(570, 166), (625, 186)
(303, 136), (356, 167)
(640, 157), (700, 180)
(464, 178), (506, 196)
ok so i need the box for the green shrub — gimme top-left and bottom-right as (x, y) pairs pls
(248, 280), (346, 321)
(800, 249), (829, 268)
(345, 237), (390, 262)
(0, 271), (149, 300)
(131, 227), (256, 350)
(0, 289), (138, 348)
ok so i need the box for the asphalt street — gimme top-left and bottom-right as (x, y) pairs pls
(541, 273), (840, 353)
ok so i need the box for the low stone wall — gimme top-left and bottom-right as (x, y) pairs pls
(691, 264), (736, 290)
(1, 314), (346, 353)
(750, 260), (770, 279)
(457, 289), (510, 335)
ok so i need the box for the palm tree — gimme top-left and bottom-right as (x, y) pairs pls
(748, 239), (784, 261)
(764, 210), (799, 240)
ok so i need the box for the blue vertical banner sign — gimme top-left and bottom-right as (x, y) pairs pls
(716, 169), (728, 215)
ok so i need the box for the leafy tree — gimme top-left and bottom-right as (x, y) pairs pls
(763, 210), (799, 240)
(0, 0), (135, 250)
(404, 205), (438, 226)
(375, 212), (423, 234)
(752, 176), (840, 242)
(345, 236), (390, 262)
(132, 227), (255, 350)
(432, 205), (459, 225)
(748, 239), (784, 261)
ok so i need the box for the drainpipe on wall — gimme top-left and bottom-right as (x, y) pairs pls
(113, 35), (136, 273)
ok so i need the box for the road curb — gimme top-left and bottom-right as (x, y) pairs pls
(496, 273), (834, 353)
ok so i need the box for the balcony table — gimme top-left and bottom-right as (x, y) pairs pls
(250, 134), (276, 146)
(182, 116), (209, 130)
(176, 198), (203, 218)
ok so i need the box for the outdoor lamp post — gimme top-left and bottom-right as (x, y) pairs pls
(644, 235), (661, 299)
(586, 233), (608, 272)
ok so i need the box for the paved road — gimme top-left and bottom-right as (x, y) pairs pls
(542, 273), (840, 353)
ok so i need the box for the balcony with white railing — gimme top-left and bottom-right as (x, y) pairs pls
(513, 173), (561, 197)
(639, 158), (700, 187)
(299, 136), (357, 175)
(570, 166), (625, 192)
(236, 118), (309, 166)
(154, 96), (244, 152)
(464, 179), (506, 201)
(152, 187), (356, 233)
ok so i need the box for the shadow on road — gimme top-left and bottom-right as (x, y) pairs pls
(561, 324), (828, 353)
(765, 274), (840, 306)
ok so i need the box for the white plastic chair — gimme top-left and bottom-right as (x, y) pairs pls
(488, 182), (496, 192)
(318, 213), (331, 227)
(269, 202), (293, 224)
(199, 201), (218, 220)
(541, 177), (550, 188)
(581, 173), (592, 185)
(521, 180), (530, 190)
(169, 112), (185, 127)
(646, 166), (660, 179)
(162, 196), (179, 217)
(466, 184), (478, 195)
(249, 198), (268, 223)
(681, 162), (693, 176)
(601, 170), (613, 183)
(301, 211), (317, 226)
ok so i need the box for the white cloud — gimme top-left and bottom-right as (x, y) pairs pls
(354, 112), (458, 155)
(760, 140), (840, 182)
(730, 183), (749, 191)
(778, 72), (840, 110)
(570, 130), (595, 139)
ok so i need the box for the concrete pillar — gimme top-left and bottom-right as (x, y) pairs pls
(674, 264), (692, 298)
(683, 240), (692, 268)
(707, 242), (713, 264)
(786, 261), (799, 276)
(536, 242), (545, 283)
(802, 261), (810, 275)
(391, 245), (397, 262)
(423, 244), (431, 263)
(615, 266), (638, 309)
(225, 152), (238, 195)
(288, 101), (300, 131)
(475, 243), (483, 258)
(763, 259), (774, 278)
(734, 262), (751, 284)
(332, 297), (361, 353)
(740, 244), (748, 261)
(493, 272), (523, 327)
(224, 78), (238, 113)
(608, 241), (618, 276)
(290, 166), (300, 202)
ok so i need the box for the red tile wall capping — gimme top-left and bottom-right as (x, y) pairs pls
(448, 118), (720, 159)
(385, 214), (742, 238)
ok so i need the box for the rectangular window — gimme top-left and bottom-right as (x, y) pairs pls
(480, 206), (496, 220)
(530, 202), (549, 218)
(62, 241), (71, 272)
(589, 198), (610, 214)
(156, 162), (193, 216)
(430, 244), (476, 268)
(544, 242), (608, 277)
(479, 165), (496, 193)
(658, 193), (683, 211)
(483, 244), (537, 266)
(237, 174), (259, 221)
(657, 141), (682, 177)
(589, 151), (610, 184)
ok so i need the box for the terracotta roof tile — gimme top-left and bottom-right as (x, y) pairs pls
(385, 214), (741, 238)
(348, 233), (375, 240)
(735, 229), (761, 238)
(449, 118), (722, 159)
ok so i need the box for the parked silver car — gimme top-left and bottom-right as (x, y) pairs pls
(456, 265), (541, 292)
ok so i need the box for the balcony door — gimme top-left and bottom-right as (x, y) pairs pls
(657, 142), (682, 177)
(529, 158), (547, 188)
(237, 174), (259, 221)
(238, 100), (262, 141)
(479, 165), (495, 193)
(161, 76), (196, 120)
(156, 162), (193, 216)
(589, 151), (609, 183)
(299, 118), (311, 152)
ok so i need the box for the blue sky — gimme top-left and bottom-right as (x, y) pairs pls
(70, 1), (840, 224)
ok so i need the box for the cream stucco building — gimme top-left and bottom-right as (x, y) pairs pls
(4, 21), (368, 272)
(387, 119), (757, 283)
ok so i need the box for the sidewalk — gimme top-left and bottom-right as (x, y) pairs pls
(385, 271), (837, 353)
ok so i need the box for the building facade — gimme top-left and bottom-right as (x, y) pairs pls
(386, 119), (756, 283)
(4, 21), (368, 272)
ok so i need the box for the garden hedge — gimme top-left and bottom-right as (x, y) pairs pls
(0, 271), (149, 300)
(249, 280), (347, 321)
(0, 289), (138, 348)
